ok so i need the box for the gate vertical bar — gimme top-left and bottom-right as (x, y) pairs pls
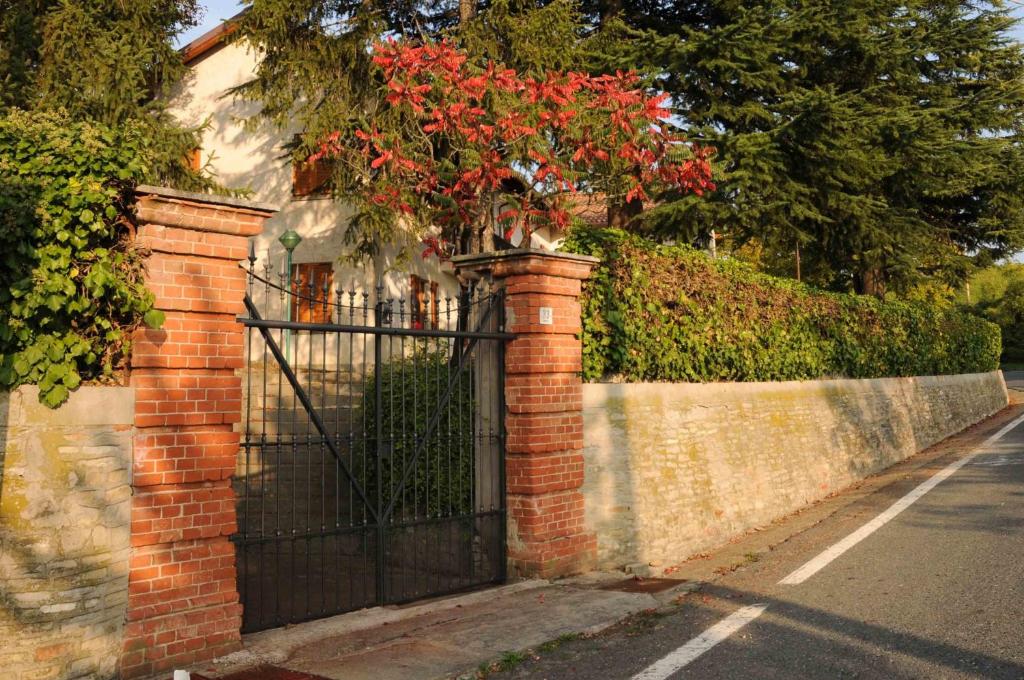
(374, 291), (386, 605)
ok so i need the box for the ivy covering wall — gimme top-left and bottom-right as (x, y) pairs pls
(563, 229), (1001, 383)
(0, 110), (163, 406)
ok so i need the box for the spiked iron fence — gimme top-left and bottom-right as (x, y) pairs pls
(235, 252), (512, 632)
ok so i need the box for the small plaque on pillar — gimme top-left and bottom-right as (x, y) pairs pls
(539, 307), (553, 325)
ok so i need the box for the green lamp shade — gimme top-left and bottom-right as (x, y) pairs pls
(278, 229), (303, 252)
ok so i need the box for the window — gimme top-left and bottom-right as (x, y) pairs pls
(411, 275), (440, 329)
(292, 158), (332, 198)
(291, 262), (334, 323)
(186, 147), (202, 172)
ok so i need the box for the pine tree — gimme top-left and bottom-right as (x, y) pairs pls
(0, 0), (210, 189)
(611, 0), (1024, 295)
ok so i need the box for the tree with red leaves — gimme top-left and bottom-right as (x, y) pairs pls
(311, 39), (714, 259)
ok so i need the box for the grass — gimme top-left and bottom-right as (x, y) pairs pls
(537, 632), (582, 653)
(475, 650), (529, 678)
(472, 632), (586, 677)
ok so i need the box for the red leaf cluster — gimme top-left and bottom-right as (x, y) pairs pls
(313, 39), (715, 259)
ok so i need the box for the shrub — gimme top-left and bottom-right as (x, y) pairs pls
(361, 341), (473, 519)
(0, 110), (163, 406)
(562, 228), (1001, 383)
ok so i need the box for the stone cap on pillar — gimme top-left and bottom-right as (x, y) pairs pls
(452, 248), (599, 280)
(134, 184), (278, 236)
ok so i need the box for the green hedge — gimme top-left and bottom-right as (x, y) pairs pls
(562, 228), (1001, 382)
(361, 342), (473, 518)
(0, 110), (163, 406)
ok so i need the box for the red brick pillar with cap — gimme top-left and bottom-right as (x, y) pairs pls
(453, 249), (599, 579)
(121, 186), (276, 677)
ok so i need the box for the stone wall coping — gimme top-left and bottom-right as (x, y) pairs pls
(4, 384), (135, 426)
(453, 249), (599, 280)
(582, 371), (1007, 407)
(135, 184), (279, 215)
(453, 248), (599, 267)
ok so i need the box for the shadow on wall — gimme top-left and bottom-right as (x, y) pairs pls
(822, 373), (1009, 484)
(1, 392), (7, 509)
(0, 387), (133, 680)
(580, 372), (1009, 573)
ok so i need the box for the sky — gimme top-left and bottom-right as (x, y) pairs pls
(178, 1), (1024, 46)
(176, 0), (246, 47)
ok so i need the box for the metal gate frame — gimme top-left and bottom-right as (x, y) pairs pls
(234, 253), (513, 632)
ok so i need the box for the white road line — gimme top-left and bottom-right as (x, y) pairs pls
(779, 410), (1024, 586)
(630, 604), (768, 680)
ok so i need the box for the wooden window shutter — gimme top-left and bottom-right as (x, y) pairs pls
(430, 281), (440, 329)
(185, 147), (202, 172)
(291, 262), (334, 323)
(292, 158), (332, 198)
(410, 276), (440, 329)
(411, 275), (426, 329)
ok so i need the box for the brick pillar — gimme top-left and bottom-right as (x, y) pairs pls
(121, 186), (275, 677)
(453, 249), (599, 579)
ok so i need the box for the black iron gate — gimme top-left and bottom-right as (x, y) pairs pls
(234, 252), (511, 632)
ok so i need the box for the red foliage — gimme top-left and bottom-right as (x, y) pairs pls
(312, 39), (715, 258)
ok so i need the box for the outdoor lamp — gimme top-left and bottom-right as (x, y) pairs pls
(278, 229), (303, 360)
(279, 228), (303, 253)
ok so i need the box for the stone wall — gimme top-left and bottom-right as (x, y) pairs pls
(581, 371), (1008, 570)
(0, 385), (134, 679)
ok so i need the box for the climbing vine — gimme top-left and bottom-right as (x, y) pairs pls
(0, 110), (163, 406)
(563, 228), (1001, 383)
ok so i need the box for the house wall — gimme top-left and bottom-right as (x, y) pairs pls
(0, 386), (134, 680)
(169, 42), (428, 306)
(580, 372), (1009, 571)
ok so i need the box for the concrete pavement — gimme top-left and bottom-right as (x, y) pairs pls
(490, 399), (1024, 679)
(188, 574), (691, 680)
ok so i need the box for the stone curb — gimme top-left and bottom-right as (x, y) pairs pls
(207, 581), (551, 672)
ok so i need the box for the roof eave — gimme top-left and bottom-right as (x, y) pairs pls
(179, 7), (249, 66)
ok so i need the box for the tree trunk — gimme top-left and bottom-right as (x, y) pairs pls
(459, 0), (476, 24)
(459, 222), (495, 255)
(607, 196), (643, 228)
(855, 266), (886, 297)
(599, 0), (623, 25)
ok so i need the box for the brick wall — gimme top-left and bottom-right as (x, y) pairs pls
(121, 186), (274, 677)
(454, 250), (598, 578)
(582, 372), (1010, 572)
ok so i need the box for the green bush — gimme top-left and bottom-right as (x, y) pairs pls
(971, 276), (1024, 365)
(0, 110), (163, 406)
(562, 228), (1001, 382)
(361, 341), (473, 519)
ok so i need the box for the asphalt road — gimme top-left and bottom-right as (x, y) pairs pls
(493, 403), (1024, 680)
(1003, 371), (1024, 393)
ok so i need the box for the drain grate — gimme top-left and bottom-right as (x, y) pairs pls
(599, 577), (687, 594)
(190, 666), (331, 680)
